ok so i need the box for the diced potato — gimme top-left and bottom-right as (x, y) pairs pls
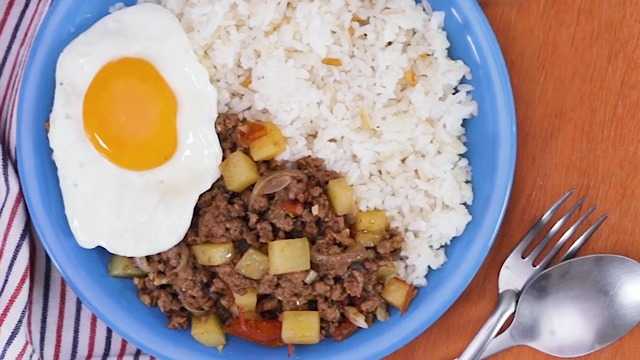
(354, 210), (388, 246)
(191, 312), (226, 348)
(355, 231), (385, 247)
(327, 177), (355, 215)
(108, 255), (145, 278)
(235, 248), (269, 280)
(220, 151), (259, 192)
(192, 243), (235, 266)
(269, 237), (311, 275)
(268, 238), (311, 275)
(381, 277), (416, 313)
(233, 288), (257, 313)
(355, 210), (388, 233)
(249, 122), (286, 161)
(281, 311), (321, 344)
(377, 262), (397, 278)
(229, 305), (263, 319)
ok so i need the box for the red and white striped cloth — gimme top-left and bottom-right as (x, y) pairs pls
(0, 2), (154, 359)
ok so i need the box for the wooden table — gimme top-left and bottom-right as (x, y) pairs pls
(388, 1), (640, 359)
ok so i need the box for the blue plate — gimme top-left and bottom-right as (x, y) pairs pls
(17, 0), (515, 359)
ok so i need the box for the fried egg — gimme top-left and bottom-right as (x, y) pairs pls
(48, 3), (222, 257)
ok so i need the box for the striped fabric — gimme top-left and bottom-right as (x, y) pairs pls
(0, 1), (154, 359)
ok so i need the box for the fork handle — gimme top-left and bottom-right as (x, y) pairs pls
(458, 289), (518, 360)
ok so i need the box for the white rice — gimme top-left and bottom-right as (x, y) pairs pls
(142, 0), (477, 286)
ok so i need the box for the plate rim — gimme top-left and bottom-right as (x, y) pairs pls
(16, 0), (516, 358)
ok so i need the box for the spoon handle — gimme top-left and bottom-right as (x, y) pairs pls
(458, 289), (518, 360)
(479, 327), (517, 359)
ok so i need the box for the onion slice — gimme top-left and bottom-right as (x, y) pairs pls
(375, 303), (389, 322)
(344, 306), (368, 329)
(133, 257), (152, 273)
(310, 244), (373, 272)
(168, 245), (190, 274)
(249, 169), (308, 206)
(303, 269), (319, 284)
(176, 288), (208, 316)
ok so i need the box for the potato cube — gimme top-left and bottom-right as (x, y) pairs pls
(233, 288), (257, 313)
(377, 262), (397, 278)
(234, 248), (269, 280)
(192, 243), (235, 266)
(108, 255), (146, 278)
(354, 210), (388, 246)
(220, 151), (259, 192)
(281, 311), (321, 344)
(381, 277), (416, 313)
(249, 122), (286, 161)
(268, 238), (311, 275)
(327, 177), (355, 215)
(355, 230), (385, 247)
(191, 312), (226, 348)
(355, 210), (388, 233)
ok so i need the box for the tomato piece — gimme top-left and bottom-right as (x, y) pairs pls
(287, 344), (295, 357)
(224, 313), (285, 347)
(239, 122), (268, 145)
(281, 200), (303, 216)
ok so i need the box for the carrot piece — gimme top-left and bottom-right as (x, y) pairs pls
(238, 121), (268, 145)
(241, 75), (252, 88)
(404, 69), (418, 86)
(321, 58), (342, 66)
(281, 200), (303, 216)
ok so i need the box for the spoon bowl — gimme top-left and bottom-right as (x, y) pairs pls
(482, 254), (640, 358)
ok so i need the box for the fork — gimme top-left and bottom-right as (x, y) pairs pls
(458, 189), (608, 360)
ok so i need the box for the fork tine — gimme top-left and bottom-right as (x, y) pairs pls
(512, 189), (575, 254)
(559, 214), (607, 262)
(527, 197), (585, 260)
(535, 205), (596, 269)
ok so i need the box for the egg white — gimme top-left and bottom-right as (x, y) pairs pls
(48, 3), (222, 257)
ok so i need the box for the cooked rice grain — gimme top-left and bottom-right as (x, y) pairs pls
(147, 0), (477, 286)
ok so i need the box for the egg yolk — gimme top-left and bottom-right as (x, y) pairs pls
(83, 57), (177, 171)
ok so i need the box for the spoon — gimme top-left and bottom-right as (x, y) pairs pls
(480, 254), (640, 358)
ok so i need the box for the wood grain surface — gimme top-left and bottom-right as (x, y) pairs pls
(387, 0), (640, 359)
